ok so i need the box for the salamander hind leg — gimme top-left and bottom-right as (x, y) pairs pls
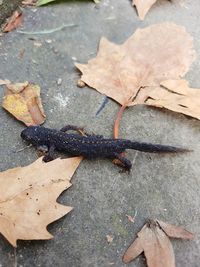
(60, 125), (87, 136)
(112, 153), (132, 173)
(60, 125), (103, 138)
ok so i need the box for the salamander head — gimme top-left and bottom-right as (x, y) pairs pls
(21, 126), (48, 146)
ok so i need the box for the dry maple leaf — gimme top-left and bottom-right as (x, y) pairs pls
(132, 0), (175, 20)
(2, 82), (46, 126)
(123, 219), (194, 267)
(132, 0), (157, 20)
(0, 156), (82, 247)
(76, 22), (195, 107)
(144, 79), (200, 120)
(3, 11), (23, 33)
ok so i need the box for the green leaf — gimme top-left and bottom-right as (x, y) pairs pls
(37, 0), (56, 6)
(37, 0), (99, 6)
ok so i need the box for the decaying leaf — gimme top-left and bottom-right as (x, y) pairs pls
(157, 220), (194, 240)
(144, 79), (200, 120)
(2, 82), (46, 126)
(76, 23), (195, 107)
(132, 0), (176, 20)
(123, 219), (194, 266)
(0, 156), (82, 247)
(0, 79), (10, 86)
(3, 11), (23, 33)
(132, 0), (157, 20)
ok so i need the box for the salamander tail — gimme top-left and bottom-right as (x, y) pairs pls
(127, 141), (191, 153)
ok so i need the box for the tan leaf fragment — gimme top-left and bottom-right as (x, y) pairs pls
(123, 237), (143, 263)
(0, 156), (82, 247)
(106, 235), (114, 243)
(123, 219), (194, 266)
(3, 11), (23, 32)
(157, 220), (194, 240)
(76, 23), (195, 106)
(144, 79), (200, 120)
(132, 0), (157, 20)
(0, 79), (10, 86)
(2, 82), (46, 126)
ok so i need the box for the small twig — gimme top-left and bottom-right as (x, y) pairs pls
(113, 100), (131, 139)
(17, 24), (77, 35)
(14, 144), (32, 153)
(126, 209), (138, 224)
(96, 95), (109, 116)
(113, 100), (132, 166)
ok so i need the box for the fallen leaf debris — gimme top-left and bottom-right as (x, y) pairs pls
(123, 219), (194, 266)
(3, 10), (23, 33)
(76, 22), (196, 108)
(0, 157), (82, 247)
(2, 82), (46, 126)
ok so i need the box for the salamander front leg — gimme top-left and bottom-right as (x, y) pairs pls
(43, 144), (56, 162)
(37, 145), (49, 153)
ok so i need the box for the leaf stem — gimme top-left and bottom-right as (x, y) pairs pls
(114, 101), (130, 139)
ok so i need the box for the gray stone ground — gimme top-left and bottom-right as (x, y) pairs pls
(0, 0), (200, 266)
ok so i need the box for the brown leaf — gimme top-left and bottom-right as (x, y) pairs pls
(123, 220), (175, 266)
(0, 156), (82, 247)
(2, 82), (46, 126)
(123, 237), (143, 263)
(0, 79), (10, 86)
(143, 79), (200, 120)
(126, 214), (135, 223)
(157, 220), (194, 240)
(76, 23), (195, 106)
(123, 219), (194, 266)
(132, 0), (157, 20)
(3, 11), (23, 33)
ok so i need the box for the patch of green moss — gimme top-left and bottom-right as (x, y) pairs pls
(111, 214), (128, 237)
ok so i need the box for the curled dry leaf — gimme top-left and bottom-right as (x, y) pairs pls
(2, 82), (46, 126)
(0, 156), (82, 247)
(157, 220), (194, 240)
(123, 219), (194, 267)
(144, 79), (200, 120)
(3, 11), (23, 33)
(132, 0), (157, 20)
(76, 23), (195, 107)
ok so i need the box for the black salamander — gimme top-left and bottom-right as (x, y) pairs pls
(21, 125), (190, 171)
